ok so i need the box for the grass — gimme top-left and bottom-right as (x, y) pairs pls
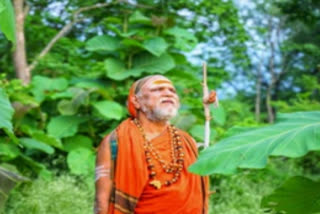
(3, 174), (94, 214)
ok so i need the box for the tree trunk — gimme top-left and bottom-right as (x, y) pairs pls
(255, 60), (262, 122)
(13, 0), (30, 85)
(266, 18), (276, 123)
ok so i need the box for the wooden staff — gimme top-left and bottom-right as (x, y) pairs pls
(202, 62), (211, 148)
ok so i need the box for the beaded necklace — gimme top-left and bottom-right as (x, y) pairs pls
(133, 118), (185, 189)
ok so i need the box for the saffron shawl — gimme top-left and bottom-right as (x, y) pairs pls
(100, 118), (209, 214)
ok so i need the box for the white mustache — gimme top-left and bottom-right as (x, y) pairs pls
(159, 98), (176, 105)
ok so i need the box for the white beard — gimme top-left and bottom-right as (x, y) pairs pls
(141, 100), (179, 122)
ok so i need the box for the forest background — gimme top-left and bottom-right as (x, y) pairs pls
(0, 0), (320, 213)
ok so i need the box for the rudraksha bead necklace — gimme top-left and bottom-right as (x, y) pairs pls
(133, 118), (185, 189)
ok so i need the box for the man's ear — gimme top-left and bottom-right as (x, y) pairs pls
(131, 95), (141, 110)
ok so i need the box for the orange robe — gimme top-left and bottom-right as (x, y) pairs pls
(95, 119), (209, 214)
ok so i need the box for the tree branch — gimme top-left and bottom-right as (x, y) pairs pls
(27, 1), (119, 73)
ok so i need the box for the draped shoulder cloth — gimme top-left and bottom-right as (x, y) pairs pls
(96, 118), (209, 214)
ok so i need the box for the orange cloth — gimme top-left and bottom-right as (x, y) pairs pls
(97, 118), (209, 214)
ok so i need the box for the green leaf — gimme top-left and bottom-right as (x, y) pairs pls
(164, 27), (197, 51)
(0, 143), (20, 161)
(85, 35), (120, 52)
(0, 88), (14, 133)
(129, 11), (151, 24)
(189, 111), (320, 175)
(67, 148), (95, 176)
(128, 53), (175, 76)
(63, 135), (93, 152)
(121, 39), (143, 48)
(142, 37), (168, 57)
(210, 104), (226, 126)
(31, 132), (63, 149)
(104, 58), (130, 81)
(105, 54), (175, 80)
(0, 0), (15, 42)
(20, 138), (55, 154)
(261, 176), (320, 214)
(31, 75), (68, 102)
(47, 116), (87, 139)
(93, 101), (123, 120)
(189, 125), (217, 142)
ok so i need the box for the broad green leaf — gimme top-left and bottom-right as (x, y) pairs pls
(47, 116), (87, 138)
(142, 37), (168, 57)
(93, 101), (123, 120)
(31, 132), (63, 149)
(189, 111), (320, 175)
(85, 35), (120, 52)
(189, 125), (217, 142)
(0, 143), (20, 161)
(129, 11), (151, 24)
(128, 53), (175, 76)
(0, 1), (5, 13)
(20, 138), (55, 154)
(57, 87), (90, 115)
(0, 0), (15, 42)
(210, 104), (226, 126)
(261, 176), (320, 214)
(0, 88), (14, 133)
(31, 75), (68, 102)
(121, 39), (143, 48)
(104, 58), (130, 81)
(164, 27), (197, 51)
(0, 166), (28, 211)
(105, 54), (175, 80)
(63, 135), (93, 152)
(67, 148), (95, 175)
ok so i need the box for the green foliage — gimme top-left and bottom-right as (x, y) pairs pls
(3, 174), (94, 214)
(211, 158), (304, 214)
(261, 176), (320, 214)
(0, 0), (15, 42)
(0, 88), (14, 133)
(0, 166), (28, 212)
(85, 35), (120, 52)
(67, 148), (95, 176)
(47, 116), (87, 139)
(92, 100), (124, 120)
(190, 111), (320, 175)
(19, 138), (54, 155)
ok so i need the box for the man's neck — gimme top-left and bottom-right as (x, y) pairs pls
(136, 112), (169, 140)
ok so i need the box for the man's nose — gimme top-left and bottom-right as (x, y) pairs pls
(162, 88), (175, 97)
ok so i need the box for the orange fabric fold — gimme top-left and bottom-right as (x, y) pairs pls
(105, 118), (209, 214)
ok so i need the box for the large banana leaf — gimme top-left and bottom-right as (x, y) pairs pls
(189, 111), (320, 175)
(261, 176), (320, 214)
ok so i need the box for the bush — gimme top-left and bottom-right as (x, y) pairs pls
(3, 174), (94, 214)
(210, 158), (304, 214)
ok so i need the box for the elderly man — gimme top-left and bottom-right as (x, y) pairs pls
(95, 75), (215, 214)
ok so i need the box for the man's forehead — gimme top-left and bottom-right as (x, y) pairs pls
(144, 77), (174, 89)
